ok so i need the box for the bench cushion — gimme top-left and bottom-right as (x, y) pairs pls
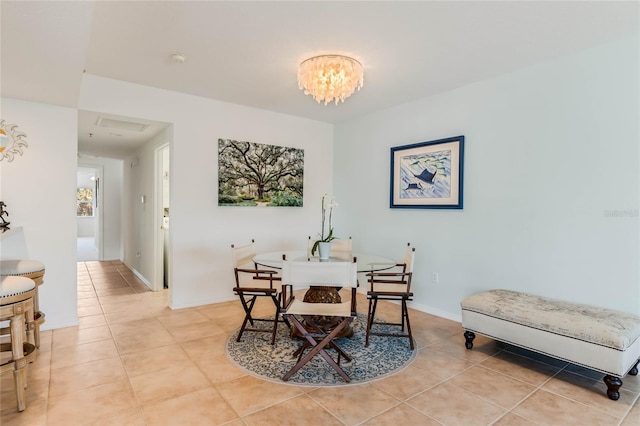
(461, 289), (640, 351)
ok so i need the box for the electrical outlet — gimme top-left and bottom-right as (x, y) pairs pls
(432, 272), (439, 283)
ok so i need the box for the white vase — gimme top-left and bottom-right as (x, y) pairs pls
(318, 242), (331, 260)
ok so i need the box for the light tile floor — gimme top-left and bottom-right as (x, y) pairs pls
(1, 260), (639, 425)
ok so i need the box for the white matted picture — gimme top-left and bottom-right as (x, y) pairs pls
(390, 135), (464, 209)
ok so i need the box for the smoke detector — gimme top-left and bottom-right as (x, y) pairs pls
(171, 53), (186, 63)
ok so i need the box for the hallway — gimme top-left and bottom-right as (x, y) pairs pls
(76, 237), (98, 262)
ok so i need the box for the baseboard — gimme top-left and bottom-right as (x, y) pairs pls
(40, 314), (79, 331)
(408, 300), (462, 323)
(123, 262), (153, 291)
(170, 294), (236, 310)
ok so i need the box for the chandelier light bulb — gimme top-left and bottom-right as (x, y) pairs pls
(297, 55), (364, 106)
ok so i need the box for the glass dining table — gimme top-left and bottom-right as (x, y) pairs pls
(252, 251), (397, 273)
(253, 251), (397, 338)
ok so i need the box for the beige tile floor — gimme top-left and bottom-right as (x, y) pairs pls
(1, 260), (639, 425)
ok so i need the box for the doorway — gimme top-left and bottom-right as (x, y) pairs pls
(77, 110), (172, 292)
(76, 165), (103, 261)
(154, 144), (170, 290)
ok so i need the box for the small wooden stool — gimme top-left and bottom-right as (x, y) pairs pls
(1, 260), (45, 348)
(1, 275), (37, 412)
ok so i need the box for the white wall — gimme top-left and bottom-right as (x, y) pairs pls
(334, 36), (640, 320)
(0, 98), (78, 329)
(122, 129), (170, 289)
(7, 36), (635, 331)
(79, 75), (334, 309)
(77, 155), (124, 260)
(77, 218), (94, 237)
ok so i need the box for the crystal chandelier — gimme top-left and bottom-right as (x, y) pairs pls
(297, 55), (364, 106)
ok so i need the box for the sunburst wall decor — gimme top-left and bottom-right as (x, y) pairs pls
(0, 119), (29, 162)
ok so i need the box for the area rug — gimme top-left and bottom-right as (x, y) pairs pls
(225, 313), (416, 386)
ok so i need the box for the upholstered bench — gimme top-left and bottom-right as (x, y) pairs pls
(461, 289), (640, 400)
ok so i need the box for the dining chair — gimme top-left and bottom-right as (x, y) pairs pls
(306, 236), (315, 258)
(280, 257), (358, 382)
(330, 236), (352, 260)
(231, 239), (288, 345)
(365, 243), (416, 350)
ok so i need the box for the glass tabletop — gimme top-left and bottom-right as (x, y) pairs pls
(253, 250), (397, 273)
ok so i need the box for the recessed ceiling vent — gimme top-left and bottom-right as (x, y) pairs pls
(95, 117), (149, 133)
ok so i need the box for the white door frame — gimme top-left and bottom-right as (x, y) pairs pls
(152, 143), (170, 291)
(77, 163), (104, 260)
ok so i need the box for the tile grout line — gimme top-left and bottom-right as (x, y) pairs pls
(85, 261), (149, 425)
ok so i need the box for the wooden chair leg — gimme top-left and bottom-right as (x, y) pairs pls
(241, 295), (258, 326)
(277, 293), (291, 328)
(365, 297), (378, 347)
(236, 295), (257, 342)
(13, 368), (27, 412)
(10, 312), (27, 412)
(283, 316), (353, 382)
(293, 334), (351, 364)
(402, 299), (414, 350)
(33, 286), (41, 348)
(25, 302), (35, 348)
(269, 295), (280, 345)
(236, 292), (288, 345)
(366, 296), (414, 350)
(328, 340), (351, 363)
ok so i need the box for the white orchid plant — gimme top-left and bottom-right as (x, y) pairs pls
(311, 193), (338, 256)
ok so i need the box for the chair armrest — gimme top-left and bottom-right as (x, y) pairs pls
(236, 268), (276, 275)
(367, 272), (411, 277)
(233, 286), (277, 294)
(366, 271), (411, 278)
(367, 271), (412, 291)
(234, 267), (279, 289)
(365, 263), (405, 276)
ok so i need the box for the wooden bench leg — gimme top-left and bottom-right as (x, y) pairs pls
(603, 375), (622, 401)
(629, 360), (639, 376)
(464, 331), (475, 349)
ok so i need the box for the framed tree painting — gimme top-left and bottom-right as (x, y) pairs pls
(390, 135), (464, 209)
(218, 139), (304, 207)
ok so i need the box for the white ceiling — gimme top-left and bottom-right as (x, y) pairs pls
(2, 1), (638, 159)
(77, 110), (170, 159)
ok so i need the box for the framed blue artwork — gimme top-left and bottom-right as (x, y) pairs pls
(390, 135), (464, 209)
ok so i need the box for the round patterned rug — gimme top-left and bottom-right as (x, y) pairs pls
(225, 313), (416, 386)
